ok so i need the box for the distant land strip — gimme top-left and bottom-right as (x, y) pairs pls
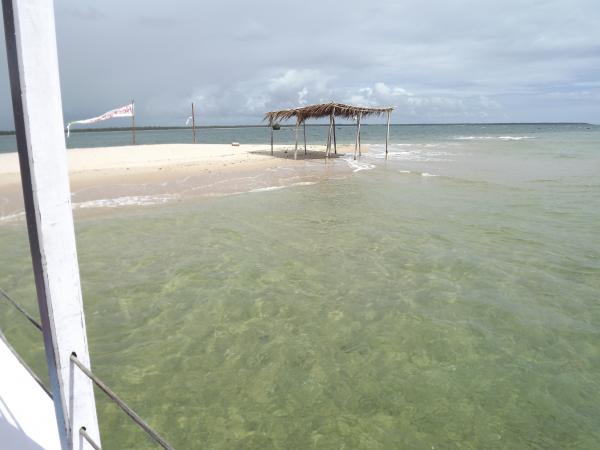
(0, 122), (594, 135)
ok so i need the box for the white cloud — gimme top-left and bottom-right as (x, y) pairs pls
(1, 0), (599, 126)
(180, 75), (506, 124)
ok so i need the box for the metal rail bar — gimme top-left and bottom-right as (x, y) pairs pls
(70, 354), (174, 450)
(0, 287), (42, 331)
(0, 286), (174, 448)
(80, 427), (102, 450)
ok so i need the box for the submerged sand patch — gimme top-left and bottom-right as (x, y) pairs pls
(0, 143), (357, 220)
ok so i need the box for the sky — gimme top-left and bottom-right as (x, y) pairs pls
(1, 0), (599, 128)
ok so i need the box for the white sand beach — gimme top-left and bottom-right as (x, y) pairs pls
(0, 143), (355, 220)
(0, 144), (286, 183)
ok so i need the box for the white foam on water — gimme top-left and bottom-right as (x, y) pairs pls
(383, 143), (449, 148)
(0, 211), (25, 223)
(291, 181), (318, 187)
(268, 166), (295, 172)
(375, 150), (450, 162)
(454, 135), (536, 141)
(249, 180), (318, 193)
(497, 136), (536, 141)
(74, 194), (177, 209)
(367, 143), (453, 163)
(397, 169), (437, 177)
(189, 174), (266, 192)
(4, 194), (179, 220)
(249, 186), (286, 193)
(342, 156), (376, 172)
(208, 180), (319, 198)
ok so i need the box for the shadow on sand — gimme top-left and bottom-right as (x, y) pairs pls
(250, 147), (353, 161)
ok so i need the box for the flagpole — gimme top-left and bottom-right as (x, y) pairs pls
(191, 102), (196, 144)
(131, 99), (135, 145)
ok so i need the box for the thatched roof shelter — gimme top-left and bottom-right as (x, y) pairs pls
(264, 102), (394, 160)
(264, 102), (393, 124)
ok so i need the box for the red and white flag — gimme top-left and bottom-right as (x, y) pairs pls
(67, 103), (134, 137)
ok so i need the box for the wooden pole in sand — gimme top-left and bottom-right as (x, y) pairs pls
(358, 112), (363, 157)
(2, 0), (101, 446)
(270, 119), (274, 156)
(131, 99), (136, 145)
(354, 114), (362, 159)
(326, 115), (333, 158)
(325, 118), (330, 157)
(385, 110), (390, 157)
(294, 118), (299, 160)
(332, 114), (337, 155)
(303, 120), (307, 155)
(191, 102), (196, 144)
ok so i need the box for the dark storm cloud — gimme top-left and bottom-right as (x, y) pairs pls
(1, 0), (599, 128)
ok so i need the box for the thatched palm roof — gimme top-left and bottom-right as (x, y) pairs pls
(264, 102), (393, 124)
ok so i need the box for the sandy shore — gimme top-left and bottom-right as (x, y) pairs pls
(0, 143), (303, 183)
(0, 143), (355, 220)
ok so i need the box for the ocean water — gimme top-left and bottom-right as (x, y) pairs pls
(1, 122), (596, 152)
(0, 124), (599, 449)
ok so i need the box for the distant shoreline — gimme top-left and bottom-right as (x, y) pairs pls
(0, 122), (595, 136)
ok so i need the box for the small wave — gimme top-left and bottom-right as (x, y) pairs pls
(497, 136), (536, 141)
(250, 181), (318, 193)
(74, 194), (177, 209)
(397, 169), (438, 177)
(249, 186), (286, 193)
(454, 135), (536, 141)
(378, 150), (450, 162)
(0, 211), (25, 223)
(291, 181), (318, 187)
(344, 157), (376, 172)
(190, 174), (266, 192)
(376, 143), (452, 148)
(215, 180), (319, 197)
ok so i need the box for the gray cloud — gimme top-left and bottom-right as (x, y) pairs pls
(1, 0), (599, 129)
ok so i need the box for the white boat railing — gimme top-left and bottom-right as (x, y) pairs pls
(0, 288), (174, 450)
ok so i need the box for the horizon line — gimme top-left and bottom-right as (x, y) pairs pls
(0, 122), (595, 135)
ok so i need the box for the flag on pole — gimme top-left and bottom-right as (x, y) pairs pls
(66, 103), (134, 137)
(185, 115), (193, 126)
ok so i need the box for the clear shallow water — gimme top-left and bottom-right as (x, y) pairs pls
(1, 124), (599, 449)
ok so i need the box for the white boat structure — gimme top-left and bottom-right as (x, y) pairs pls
(1, 1), (172, 448)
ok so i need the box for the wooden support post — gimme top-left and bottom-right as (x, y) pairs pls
(270, 120), (274, 156)
(385, 110), (390, 157)
(2, 0), (101, 448)
(191, 102), (196, 144)
(294, 118), (299, 160)
(131, 99), (136, 145)
(332, 114), (337, 155)
(328, 115), (334, 158)
(358, 112), (363, 157)
(325, 116), (331, 158)
(354, 114), (362, 159)
(303, 121), (307, 155)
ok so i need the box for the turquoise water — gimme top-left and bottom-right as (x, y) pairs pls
(1, 124), (599, 448)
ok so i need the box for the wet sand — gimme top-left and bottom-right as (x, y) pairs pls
(0, 143), (356, 221)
